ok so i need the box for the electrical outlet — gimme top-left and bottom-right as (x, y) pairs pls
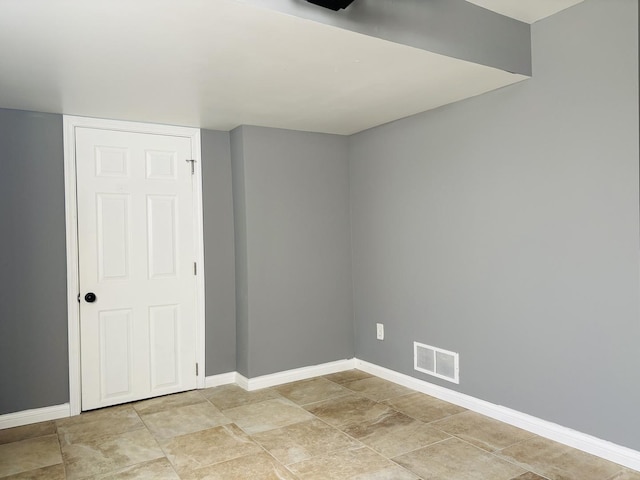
(376, 323), (384, 340)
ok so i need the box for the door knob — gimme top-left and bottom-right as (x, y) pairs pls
(84, 292), (97, 303)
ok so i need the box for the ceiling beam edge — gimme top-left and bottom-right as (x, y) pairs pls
(241, 0), (532, 76)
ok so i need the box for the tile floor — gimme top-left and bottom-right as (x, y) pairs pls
(1, 370), (639, 479)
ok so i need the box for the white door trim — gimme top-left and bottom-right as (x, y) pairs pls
(63, 115), (206, 416)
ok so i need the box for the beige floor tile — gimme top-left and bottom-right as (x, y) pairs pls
(431, 411), (535, 452)
(608, 470), (640, 480)
(274, 377), (352, 406)
(56, 405), (145, 445)
(160, 424), (262, 474)
(350, 465), (421, 479)
(181, 452), (298, 480)
(203, 384), (283, 410)
(222, 398), (314, 434)
(288, 446), (418, 480)
(383, 392), (466, 423)
(323, 369), (374, 385)
(89, 458), (180, 479)
(0, 434), (62, 477)
(343, 377), (414, 401)
(512, 473), (552, 480)
(252, 418), (361, 465)
(499, 436), (622, 480)
(133, 390), (206, 415)
(0, 421), (57, 445)
(305, 394), (394, 427)
(61, 427), (164, 480)
(2, 463), (66, 479)
(394, 437), (526, 480)
(5, 373), (627, 480)
(341, 409), (450, 458)
(140, 401), (231, 439)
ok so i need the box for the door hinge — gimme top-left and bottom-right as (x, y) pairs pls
(185, 158), (196, 175)
(196, 363), (199, 376)
(193, 262), (197, 275)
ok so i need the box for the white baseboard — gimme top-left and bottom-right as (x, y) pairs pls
(0, 404), (70, 430)
(238, 358), (356, 391)
(355, 359), (640, 472)
(6, 359), (638, 473)
(204, 372), (238, 388)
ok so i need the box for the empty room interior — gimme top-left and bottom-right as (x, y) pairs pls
(1, 0), (639, 478)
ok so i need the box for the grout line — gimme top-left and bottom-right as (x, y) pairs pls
(236, 433), (301, 479)
(359, 444), (423, 478)
(297, 392), (354, 409)
(255, 377), (565, 479)
(53, 421), (68, 479)
(8, 373), (632, 479)
(388, 435), (456, 461)
(487, 443), (549, 479)
(293, 385), (458, 467)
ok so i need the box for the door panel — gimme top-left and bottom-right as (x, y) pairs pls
(149, 304), (180, 390)
(147, 195), (178, 278)
(97, 194), (131, 280)
(99, 309), (133, 400)
(76, 127), (197, 410)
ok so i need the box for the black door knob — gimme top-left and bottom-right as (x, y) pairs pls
(84, 292), (97, 303)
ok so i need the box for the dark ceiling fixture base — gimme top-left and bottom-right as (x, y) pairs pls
(305, 0), (355, 11)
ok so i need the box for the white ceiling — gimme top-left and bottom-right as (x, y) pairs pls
(466, 0), (584, 24)
(0, 0), (579, 135)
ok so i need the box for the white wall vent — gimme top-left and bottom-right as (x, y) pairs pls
(414, 342), (459, 384)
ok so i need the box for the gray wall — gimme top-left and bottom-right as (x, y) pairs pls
(231, 126), (353, 378)
(3, 0), (639, 456)
(201, 130), (237, 375)
(0, 116), (238, 413)
(0, 109), (69, 414)
(349, 0), (640, 450)
(230, 128), (250, 376)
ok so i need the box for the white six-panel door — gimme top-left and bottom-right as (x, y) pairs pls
(75, 127), (198, 410)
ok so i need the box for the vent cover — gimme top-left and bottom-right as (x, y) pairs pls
(414, 342), (459, 384)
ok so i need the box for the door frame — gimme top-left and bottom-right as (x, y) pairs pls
(63, 115), (206, 416)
